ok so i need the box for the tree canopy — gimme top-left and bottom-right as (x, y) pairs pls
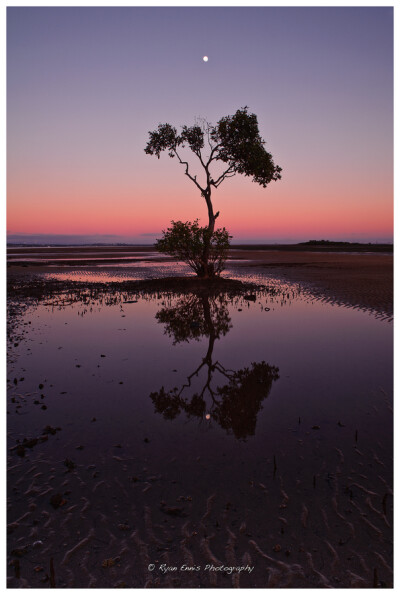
(145, 106), (282, 192)
(145, 107), (282, 277)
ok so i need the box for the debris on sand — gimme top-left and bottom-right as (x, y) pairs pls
(64, 458), (76, 471)
(159, 501), (186, 517)
(102, 557), (119, 568)
(42, 425), (61, 435)
(12, 426), (61, 457)
(50, 493), (66, 509)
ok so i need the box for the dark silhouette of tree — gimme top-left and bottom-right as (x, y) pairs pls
(150, 293), (279, 439)
(145, 107), (282, 278)
(211, 362), (279, 440)
(155, 292), (231, 344)
(155, 220), (231, 277)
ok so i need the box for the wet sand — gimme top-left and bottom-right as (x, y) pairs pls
(7, 246), (393, 317)
(229, 249), (393, 318)
(7, 429), (394, 588)
(7, 247), (393, 588)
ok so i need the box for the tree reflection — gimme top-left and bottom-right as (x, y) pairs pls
(150, 293), (279, 439)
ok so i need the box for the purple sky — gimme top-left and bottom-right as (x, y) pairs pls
(7, 7), (393, 244)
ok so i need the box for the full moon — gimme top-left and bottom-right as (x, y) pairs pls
(203, 56), (208, 62)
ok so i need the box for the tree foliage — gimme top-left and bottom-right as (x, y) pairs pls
(155, 220), (231, 277)
(145, 107), (282, 277)
(145, 107), (281, 188)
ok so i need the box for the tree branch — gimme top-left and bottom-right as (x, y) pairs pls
(211, 166), (236, 188)
(178, 360), (208, 397)
(174, 148), (206, 195)
(213, 361), (234, 379)
(206, 126), (214, 152)
(206, 143), (222, 168)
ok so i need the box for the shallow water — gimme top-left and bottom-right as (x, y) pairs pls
(41, 260), (189, 283)
(7, 275), (393, 588)
(8, 255), (167, 262)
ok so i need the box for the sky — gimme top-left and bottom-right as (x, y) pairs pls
(7, 6), (393, 244)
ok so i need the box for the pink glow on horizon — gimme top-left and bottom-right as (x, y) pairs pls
(7, 180), (393, 241)
(7, 134), (392, 242)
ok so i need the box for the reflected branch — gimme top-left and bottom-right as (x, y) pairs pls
(150, 292), (279, 439)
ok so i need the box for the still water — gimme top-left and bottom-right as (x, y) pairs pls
(7, 276), (393, 588)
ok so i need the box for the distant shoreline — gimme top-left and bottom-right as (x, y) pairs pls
(7, 242), (393, 253)
(231, 242), (393, 253)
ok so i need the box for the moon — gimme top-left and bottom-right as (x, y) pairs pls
(203, 56), (208, 62)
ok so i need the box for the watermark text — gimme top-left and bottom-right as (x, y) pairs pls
(148, 563), (254, 574)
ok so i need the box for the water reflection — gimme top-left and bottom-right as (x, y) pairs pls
(150, 293), (279, 439)
(7, 276), (393, 588)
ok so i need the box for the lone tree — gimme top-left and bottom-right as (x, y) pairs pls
(145, 107), (282, 278)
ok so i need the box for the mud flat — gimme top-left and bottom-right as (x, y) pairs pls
(228, 249), (393, 319)
(7, 246), (393, 318)
(7, 249), (393, 587)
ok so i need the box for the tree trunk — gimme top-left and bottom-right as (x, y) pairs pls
(200, 188), (216, 278)
(201, 295), (216, 365)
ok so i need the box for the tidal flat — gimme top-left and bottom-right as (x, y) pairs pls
(7, 248), (393, 588)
